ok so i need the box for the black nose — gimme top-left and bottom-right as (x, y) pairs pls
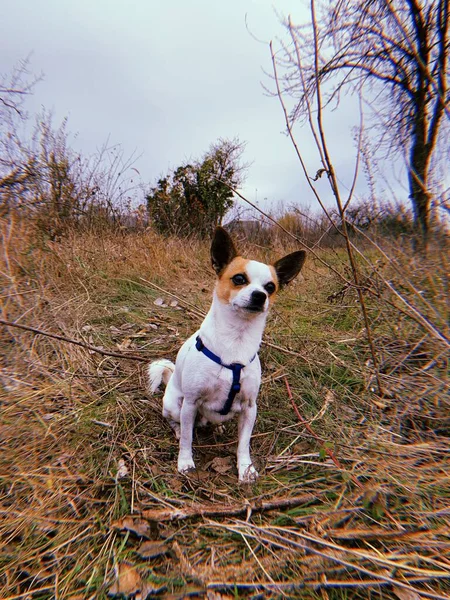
(251, 290), (267, 306)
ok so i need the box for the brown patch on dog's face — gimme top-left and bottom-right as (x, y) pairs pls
(215, 258), (280, 315)
(216, 257), (250, 304)
(267, 265), (279, 306)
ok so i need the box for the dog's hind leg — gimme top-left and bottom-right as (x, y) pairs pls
(168, 421), (181, 439)
(162, 377), (183, 440)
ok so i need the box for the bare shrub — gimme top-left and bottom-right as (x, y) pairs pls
(1, 109), (140, 237)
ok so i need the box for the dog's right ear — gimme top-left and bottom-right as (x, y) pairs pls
(273, 250), (306, 287)
(211, 227), (238, 274)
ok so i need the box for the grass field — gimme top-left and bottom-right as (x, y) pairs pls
(1, 218), (449, 599)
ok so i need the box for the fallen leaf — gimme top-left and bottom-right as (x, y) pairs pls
(130, 329), (149, 338)
(111, 516), (151, 538)
(207, 592), (233, 600)
(108, 562), (142, 597)
(137, 580), (167, 599)
(191, 469), (210, 481)
(91, 419), (112, 428)
(116, 338), (133, 350)
(209, 456), (233, 474)
(149, 464), (162, 477)
(136, 540), (169, 559)
(324, 389), (335, 403)
(393, 587), (421, 600)
(116, 459), (129, 479)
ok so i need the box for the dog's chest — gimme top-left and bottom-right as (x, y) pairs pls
(196, 366), (258, 422)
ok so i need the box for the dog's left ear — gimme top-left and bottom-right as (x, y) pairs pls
(211, 227), (238, 274)
(273, 250), (306, 287)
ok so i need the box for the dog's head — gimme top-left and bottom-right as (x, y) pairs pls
(211, 227), (306, 315)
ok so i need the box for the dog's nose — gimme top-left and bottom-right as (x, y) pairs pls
(251, 290), (267, 306)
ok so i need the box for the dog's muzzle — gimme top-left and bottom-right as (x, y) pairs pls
(245, 290), (267, 312)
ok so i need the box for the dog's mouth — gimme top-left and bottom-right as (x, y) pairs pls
(243, 304), (265, 313)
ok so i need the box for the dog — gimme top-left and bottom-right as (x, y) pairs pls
(148, 227), (306, 482)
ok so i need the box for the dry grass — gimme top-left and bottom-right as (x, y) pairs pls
(1, 216), (449, 599)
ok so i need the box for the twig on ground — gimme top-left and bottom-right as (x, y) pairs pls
(0, 318), (149, 362)
(141, 493), (323, 522)
(284, 376), (362, 489)
(213, 521), (450, 600)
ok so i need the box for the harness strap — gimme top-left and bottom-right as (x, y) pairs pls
(195, 336), (255, 416)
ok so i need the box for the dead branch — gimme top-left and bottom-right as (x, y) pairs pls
(216, 522), (450, 600)
(284, 376), (363, 489)
(140, 492), (322, 522)
(0, 318), (149, 362)
(215, 177), (353, 285)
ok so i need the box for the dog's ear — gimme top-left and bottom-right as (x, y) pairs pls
(273, 250), (306, 287)
(211, 227), (238, 274)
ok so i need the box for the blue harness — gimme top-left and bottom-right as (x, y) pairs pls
(195, 336), (257, 416)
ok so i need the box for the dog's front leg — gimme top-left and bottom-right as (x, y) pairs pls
(177, 398), (197, 474)
(237, 402), (259, 483)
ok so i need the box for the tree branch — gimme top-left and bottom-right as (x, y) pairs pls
(0, 318), (149, 362)
(140, 493), (324, 522)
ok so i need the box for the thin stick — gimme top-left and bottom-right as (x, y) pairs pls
(206, 579), (448, 593)
(218, 179), (353, 285)
(284, 376), (362, 489)
(217, 523), (450, 600)
(309, 0), (384, 396)
(0, 318), (149, 362)
(138, 277), (206, 318)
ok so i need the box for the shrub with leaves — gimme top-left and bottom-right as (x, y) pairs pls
(146, 138), (247, 236)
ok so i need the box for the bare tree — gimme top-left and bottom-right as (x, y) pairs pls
(0, 58), (37, 116)
(1, 59), (41, 185)
(278, 0), (449, 249)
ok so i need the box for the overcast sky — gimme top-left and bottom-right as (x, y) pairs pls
(2, 0), (398, 216)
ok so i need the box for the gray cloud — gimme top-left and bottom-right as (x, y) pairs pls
(2, 0), (375, 215)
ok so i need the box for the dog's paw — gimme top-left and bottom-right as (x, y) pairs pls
(239, 463), (259, 483)
(178, 458), (196, 474)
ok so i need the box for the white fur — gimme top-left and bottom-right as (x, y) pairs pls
(148, 359), (175, 393)
(148, 259), (276, 483)
(227, 260), (274, 317)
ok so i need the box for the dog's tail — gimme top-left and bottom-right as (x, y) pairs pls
(147, 359), (175, 393)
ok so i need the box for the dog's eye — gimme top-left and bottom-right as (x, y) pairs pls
(232, 273), (247, 286)
(264, 282), (276, 294)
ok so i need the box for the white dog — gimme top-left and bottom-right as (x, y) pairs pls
(148, 227), (306, 482)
